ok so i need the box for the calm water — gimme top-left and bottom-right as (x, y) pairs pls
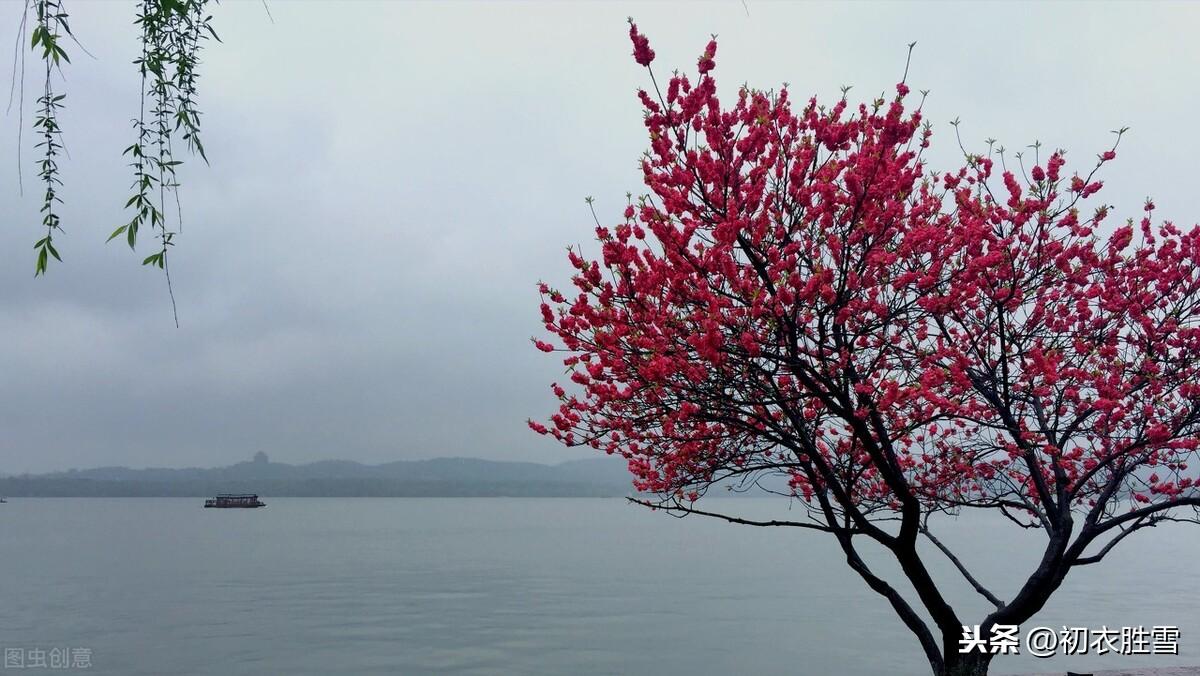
(2, 498), (1198, 675)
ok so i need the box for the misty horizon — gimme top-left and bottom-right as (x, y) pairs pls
(5, 450), (625, 476)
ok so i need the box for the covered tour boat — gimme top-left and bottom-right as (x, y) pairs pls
(204, 494), (266, 508)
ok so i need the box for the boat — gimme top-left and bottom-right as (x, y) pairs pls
(204, 493), (265, 508)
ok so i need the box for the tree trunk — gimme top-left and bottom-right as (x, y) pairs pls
(940, 650), (992, 676)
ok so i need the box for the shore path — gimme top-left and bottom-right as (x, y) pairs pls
(1021, 668), (1200, 675)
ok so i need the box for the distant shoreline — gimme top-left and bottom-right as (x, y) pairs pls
(0, 454), (642, 498)
(0, 494), (635, 499)
(0, 478), (634, 499)
(0, 488), (633, 498)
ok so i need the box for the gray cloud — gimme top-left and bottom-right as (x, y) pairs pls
(2, 1), (1199, 472)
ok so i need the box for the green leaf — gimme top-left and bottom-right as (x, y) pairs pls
(107, 225), (129, 242)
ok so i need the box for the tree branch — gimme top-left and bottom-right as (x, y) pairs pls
(919, 524), (1004, 609)
(1073, 516), (1157, 566)
(626, 497), (844, 533)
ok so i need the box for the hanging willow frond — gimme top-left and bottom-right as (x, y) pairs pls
(22, 0), (219, 323)
(30, 0), (72, 276)
(112, 0), (217, 325)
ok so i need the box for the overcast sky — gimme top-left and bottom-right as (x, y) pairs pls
(1, 1), (1198, 474)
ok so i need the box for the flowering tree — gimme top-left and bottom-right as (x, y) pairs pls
(532, 21), (1200, 676)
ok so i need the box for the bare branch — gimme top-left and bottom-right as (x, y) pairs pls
(626, 497), (844, 533)
(919, 524), (1004, 609)
(1074, 516), (1158, 566)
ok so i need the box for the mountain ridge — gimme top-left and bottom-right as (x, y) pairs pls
(0, 454), (639, 498)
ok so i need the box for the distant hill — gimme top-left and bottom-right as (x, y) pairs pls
(0, 455), (639, 498)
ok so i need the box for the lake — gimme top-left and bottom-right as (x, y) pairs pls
(2, 498), (1197, 675)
